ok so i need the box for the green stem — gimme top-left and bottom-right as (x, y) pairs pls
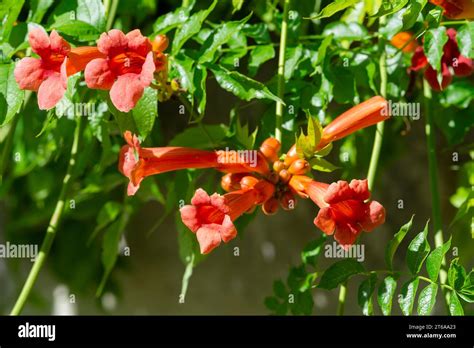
(106, 0), (119, 31)
(337, 281), (347, 315)
(0, 91), (31, 185)
(10, 117), (83, 315)
(275, 0), (291, 142)
(423, 79), (449, 309)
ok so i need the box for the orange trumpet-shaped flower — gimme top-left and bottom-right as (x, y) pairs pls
(318, 96), (390, 149)
(66, 46), (106, 76)
(119, 131), (269, 195)
(180, 180), (275, 254)
(306, 179), (385, 249)
(429, 0), (474, 19)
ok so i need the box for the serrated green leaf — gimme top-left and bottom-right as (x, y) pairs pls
(172, 0), (217, 55)
(318, 259), (365, 290)
(398, 277), (419, 315)
(373, 0), (409, 17)
(309, 0), (360, 20)
(448, 258), (467, 290)
(284, 45), (303, 80)
(198, 13), (251, 63)
(193, 65), (207, 117)
(402, 0), (426, 31)
(0, 63), (24, 126)
(406, 221), (431, 274)
(0, 0), (25, 42)
(209, 64), (282, 103)
(426, 237), (451, 282)
(448, 292), (464, 315)
(307, 116), (322, 149)
(457, 22), (474, 59)
(424, 27), (448, 73)
(309, 157), (339, 172)
(417, 283), (438, 315)
(377, 275), (398, 315)
(153, 1), (195, 34)
(358, 273), (377, 315)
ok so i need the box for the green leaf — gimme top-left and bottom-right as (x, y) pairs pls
(406, 221), (431, 274)
(169, 124), (228, 148)
(248, 44), (275, 76)
(131, 87), (157, 139)
(322, 22), (368, 41)
(29, 0), (55, 23)
(209, 64), (282, 103)
(377, 275), (398, 315)
(426, 237), (451, 282)
(0, 63), (24, 126)
(170, 54), (195, 93)
(49, 0), (106, 41)
(358, 273), (377, 315)
(318, 259), (365, 290)
(309, 157), (339, 172)
(172, 0), (217, 55)
(448, 292), (464, 315)
(193, 65), (207, 117)
(440, 81), (474, 109)
(273, 280), (287, 299)
(0, 0), (25, 41)
(385, 215), (415, 270)
(424, 27), (448, 73)
(234, 118), (257, 149)
(448, 258), (467, 290)
(307, 115), (322, 148)
(457, 22), (474, 58)
(284, 45), (303, 80)
(426, 7), (443, 28)
(232, 0), (244, 13)
(398, 277), (419, 315)
(153, 1), (195, 34)
(198, 13), (251, 63)
(301, 236), (326, 267)
(309, 0), (360, 20)
(459, 286), (474, 303)
(373, 0), (409, 17)
(417, 283), (438, 315)
(402, 0), (426, 31)
(312, 35), (333, 69)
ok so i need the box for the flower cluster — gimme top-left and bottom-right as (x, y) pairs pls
(15, 28), (169, 112)
(119, 96), (389, 254)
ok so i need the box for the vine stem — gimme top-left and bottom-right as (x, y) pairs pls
(423, 79), (450, 309)
(275, 0), (291, 143)
(336, 16), (388, 315)
(10, 117), (83, 315)
(105, 0), (119, 31)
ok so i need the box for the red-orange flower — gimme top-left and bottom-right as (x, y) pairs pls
(306, 179), (385, 249)
(318, 96), (390, 149)
(390, 32), (418, 53)
(119, 131), (269, 195)
(410, 28), (473, 91)
(429, 0), (474, 19)
(180, 180), (274, 254)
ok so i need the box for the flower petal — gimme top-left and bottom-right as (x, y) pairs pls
(349, 179), (370, 201)
(49, 30), (70, 55)
(28, 28), (50, 58)
(97, 29), (128, 56)
(126, 29), (152, 57)
(424, 64), (452, 91)
(67, 46), (106, 76)
(190, 188), (211, 206)
(84, 58), (115, 90)
(37, 72), (66, 110)
(361, 200), (386, 232)
(219, 215), (237, 243)
(324, 180), (353, 204)
(453, 55), (473, 76)
(109, 73), (146, 112)
(334, 225), (358, 250)
(196, 225), (222, 254)
(14, 57), (45, 91)
(180, 205), (200, 233)
(314, 207), (336, 235)
(410, 46), (428, 71)
(139, 52), (155, 86)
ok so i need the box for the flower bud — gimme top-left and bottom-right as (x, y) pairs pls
(259, 137), (281, 163)
(280, 191), (296, 211)
(288, 159), (310, 175)
(262, 197), (279, 215)
(279, 169), (291, 183)
(152, 34), (169, 52)
(221, 173), (244, 192)
(254, 180), (275, 204)
(273, 160), (285, 173)
(284, 145), (299, 166)
(240, 175), (259, 190)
